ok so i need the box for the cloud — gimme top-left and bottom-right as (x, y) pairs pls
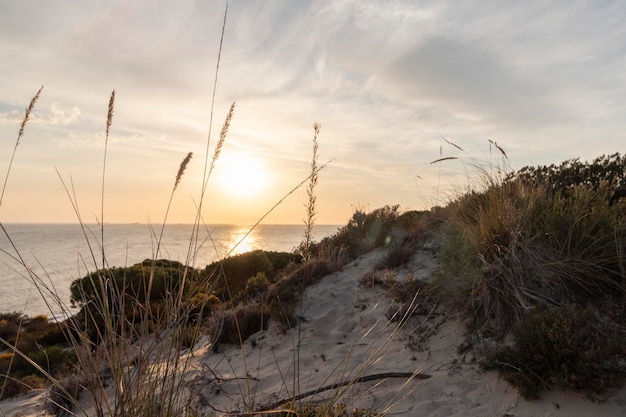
(377, 37), (551, 126)
(0, 110), (21, 125)
(2, 0), (626, 222)
(46, 103), (80, 125)
(0, 103), (80, 126)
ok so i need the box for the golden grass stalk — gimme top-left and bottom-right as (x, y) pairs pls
(174, 152), (193, 191)
(0, 88), (50, 405)
(188, 101), (235, 268)
(195, 0), (230, 226)
(100, 89), (116, 269)
(106, 90), (115, 138)
(301, 122), (320, 262)
(0, 86), (43, 209)
(0, 4), (234, 417)
(17, 86), (43, 146)
(147, 151), (194, 310)
(208, 101), (235, 180)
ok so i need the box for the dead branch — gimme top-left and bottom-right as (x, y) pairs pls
(257, 371), (431, 412)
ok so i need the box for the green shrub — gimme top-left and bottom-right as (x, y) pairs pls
(69, 259), (196, 341)
(435, 170), (626, 334)
(0, 312), (23, 343)
(378, 244), (414, 269)
(312, 205), (401, 261)
(486, 305), (626, 399)
(0, 374), (47, 400)
(0, 353), (17, 376)
(187, 292), (218, 322)
(70, 259), (192, 308)
(204, 250), (301, 301)
(244, 272), (270, 300)
(0, 313), (69, 354)
(0, 345), (75, 381)
(510, 153), (626, 200)
(211, 303), (269, 349)
(25, 345), (76, 377)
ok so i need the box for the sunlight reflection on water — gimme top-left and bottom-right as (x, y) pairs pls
(0, 224), (340, 316)
(227, 227), (256, 255)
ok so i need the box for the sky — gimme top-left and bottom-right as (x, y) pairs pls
(1, 0), (625, 225)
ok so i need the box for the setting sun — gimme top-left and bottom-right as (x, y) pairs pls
(214, 153), (270, 198)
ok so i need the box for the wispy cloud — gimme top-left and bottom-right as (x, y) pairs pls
(1, 0), (626, 222)
(0, 103), (80, 125)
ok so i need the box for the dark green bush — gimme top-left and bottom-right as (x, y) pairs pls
(0, 312), (21, 341)
(69, 259), (197, 341)
(378, 244), (414, 269)
(0, 313), (69, 362)
(435, 161), (626, 334)
(244, 272), (270, 300)
(70, 259), (192, 308)
(0, 374), (46, 401)
(26, 345), (76, 377)
(187, 292), (219, 323)
(510, 153), (626, 200)
(487, 305), (626, 399)
(312, 205), (401, 261)
(211, 303), (269, 349)
(0, 345), (75, 382)
(204, 250), (301, 301)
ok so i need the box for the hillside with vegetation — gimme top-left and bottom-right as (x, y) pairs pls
(3, 151), (626, 412)
(3, 87), (626, 416)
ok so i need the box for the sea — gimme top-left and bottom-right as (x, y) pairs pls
(0, 223), (340, 319)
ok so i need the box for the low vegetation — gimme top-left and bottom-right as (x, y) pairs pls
(309, 205), (402, 261)
(0, 313), (74, 400)
(486, 304), (626, 399)
(433, 148), (626, 399)
(4, 24), (626, 413)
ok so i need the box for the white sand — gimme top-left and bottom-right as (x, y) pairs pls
(3, 244), (626, 416)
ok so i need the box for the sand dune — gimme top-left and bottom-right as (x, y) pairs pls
(2, 244), (626, 416)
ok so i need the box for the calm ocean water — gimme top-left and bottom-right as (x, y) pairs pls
(0, 223), (340, 318)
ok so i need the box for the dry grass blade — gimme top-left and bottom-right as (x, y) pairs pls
(301, 122), (320, 261)
(198, 1), (230, 201)
(101, 89), (116, 268)
(188, 1), (230, 273)
(442, 136), (464, 152)
(149, 151), (194, 304)
(488, 139), (508, 159)
(208, 101), (235, 180)
(0, 86), (43, 209)
(495, 141), (507, 158)
(106, 90), (116, 139)
(17, 86), (43, 145)
(190, 101), (235, 266)
(430, 156), (459, 164)
(174, 152), (193, 191)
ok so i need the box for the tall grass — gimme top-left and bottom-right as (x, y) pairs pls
(47, 108), (235, 417)
(0, 11), (423, 417)
(0, 86), (45, 405)
(100, 90), (115, 269)
(427, 142), (626, 397)
(434, 144), (626, 334)
(0, 4), (234, 415)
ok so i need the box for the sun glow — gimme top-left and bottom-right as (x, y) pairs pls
(228, 228), (256, 255)
(214, 153), (270, 198)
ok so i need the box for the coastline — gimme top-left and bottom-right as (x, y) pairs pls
(3, 240), (626, 416)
